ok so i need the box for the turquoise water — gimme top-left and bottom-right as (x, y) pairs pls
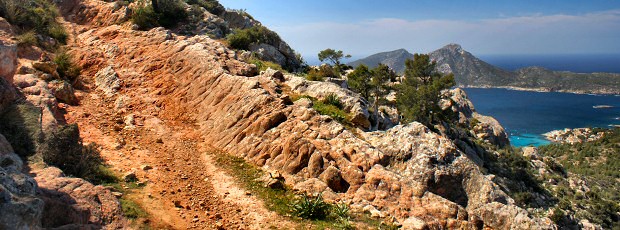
(462, 88), (620, 147)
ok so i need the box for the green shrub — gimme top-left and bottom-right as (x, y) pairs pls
(249, 56), (284, 72)
(0, 103), (42, 157)
(16, 31), (38, 47)
(54, 49), (81, 81)
(155, 0), (187, 28)
(0, 0), (67, 45)
(131, 2), (158, 30)
(121, 198), (148, 219)
(292, 194), (330, 220)
(184, 0), (224, 15)
(322, 93), (343, 109)
(313, 101), (348, 123)
(226, 26), (280, 50)
(41, 125), (100, 179)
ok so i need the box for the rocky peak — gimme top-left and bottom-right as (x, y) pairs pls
(348, 48), (414, 74)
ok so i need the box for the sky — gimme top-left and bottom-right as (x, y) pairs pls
(219, 1), (620, 62)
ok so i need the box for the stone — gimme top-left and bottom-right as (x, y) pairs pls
(95, 66), (121, 96)
(401, 216), (428, 230)
(32, 61), (60, 79)
(0, 134), (44, 229)
(48, 80), (78, 105)
(123, 172), (137, 182)
(0, 18), (17, 82)
(522, 147), (540, 160)
(141, 164), (153, 170)
(294, 98), (313, 108)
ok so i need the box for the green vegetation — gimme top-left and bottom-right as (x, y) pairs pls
(248, 56), (285, 72)
(226, 25), (280, 50)
(184, 0), (224, 15)
(53, 49), (81, 81)
(121, 198), (149, 219)
(0, 103), (43, 157)
(538, 128), (620, 229)
(0, 0), (68, 47)
(306, 65), (338, 81)
(16, 31), (38, 47)
(348, 64), (394, 130)
(213, 152), (394, 229)
(317, 48), (351, 75)
(131, 0), (188, 30)
(396, 53), (455, 127)
(291, 194), (330, 220)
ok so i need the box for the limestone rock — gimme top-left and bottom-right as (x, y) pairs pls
(32, 61), (60, 79)
(0, 77), (16, 113)
(0, 134), (45, 230)
(284, 74), (371, 129)
(34, 167), (125, 228)
(250, 43), (287, 68)
(95, 66), (121, 96)
(0, 18), (17, 83)
(48, 80), (78, 105)
(402, 216), (428, 230)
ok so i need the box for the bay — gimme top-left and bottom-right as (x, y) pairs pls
(462, 88), (620, 147)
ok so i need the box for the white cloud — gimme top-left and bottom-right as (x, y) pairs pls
(271, 9), (620, 59)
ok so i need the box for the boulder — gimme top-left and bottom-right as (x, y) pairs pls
(0, 18), (17, 82)
(94, 66), (121, 96)
(32, 61), (60, 79)
(249, 43), (287, 68)
(34, 167), (125, 228)
(48, 80), (78, 105)
(284, 75), (371, 129)
(0, 134), (45, 230)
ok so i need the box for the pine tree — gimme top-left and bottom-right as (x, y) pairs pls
(396, 53), (455, 127)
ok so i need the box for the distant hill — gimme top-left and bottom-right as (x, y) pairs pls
(348, 49), (413, 74)
(348, 44), (620, 94)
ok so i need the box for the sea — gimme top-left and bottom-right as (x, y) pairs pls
(463, 54), (620, 147)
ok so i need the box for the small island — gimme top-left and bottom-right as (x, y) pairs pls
(593, 105), (614, 109)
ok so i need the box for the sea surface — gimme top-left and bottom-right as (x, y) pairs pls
(479, 54), (620, 73)
(462, 88), (620, 147)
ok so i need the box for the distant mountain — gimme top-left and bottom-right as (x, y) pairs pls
(348, 49), (413, 74)
(348, 44), (620, 94)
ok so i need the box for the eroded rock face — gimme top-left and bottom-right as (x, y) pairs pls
(34, 167), (125, 228)
(64, 2), (553, 228)
(284, 74), (371, 129)
(443, 88), (510, 147)
(0, 17), (17, 83)
(0, 134), (44, 230)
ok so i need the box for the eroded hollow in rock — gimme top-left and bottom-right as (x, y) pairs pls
(428, 174), (469, 207)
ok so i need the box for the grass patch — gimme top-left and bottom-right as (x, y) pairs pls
(290, 94), (351, 125)
(249, 56), (285, 72)
(121, 198), (149, 219)
(53, 49), (81, 81)
(0, 0), (68, 47)
(0, 103), (43, 157)
(213, 152), (370, 229)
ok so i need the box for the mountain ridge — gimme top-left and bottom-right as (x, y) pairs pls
(349, 44), (620, 95)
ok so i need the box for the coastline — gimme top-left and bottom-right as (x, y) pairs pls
(458, 85), (620, 96)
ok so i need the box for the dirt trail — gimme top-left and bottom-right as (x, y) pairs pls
(65, 89), (296, 229)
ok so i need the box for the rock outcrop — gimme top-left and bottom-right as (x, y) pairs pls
(443, 88), (510, 147)
(0, 17), (17, 83)
(0, 134), (44, 230)
(62, 4), (555, 226)
(284, 74), (371, 129)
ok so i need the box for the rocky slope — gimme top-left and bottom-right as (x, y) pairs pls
(350, 44), (620, 94)
(54, 0), (560, 228)
(0, 0), (574, 229)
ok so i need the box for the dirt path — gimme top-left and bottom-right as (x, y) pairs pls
(65, 90), (296, 229)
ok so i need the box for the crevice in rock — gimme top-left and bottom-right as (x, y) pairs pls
(428, 174), (469, 208)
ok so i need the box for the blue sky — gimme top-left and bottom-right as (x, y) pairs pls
(219, 1), (620, 61)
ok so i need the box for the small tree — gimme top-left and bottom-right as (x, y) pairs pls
(347, 64), (393, 130)
(347, 64), (372, 99)
(318, 49), (351, 74)
(396, 53), (455, 127)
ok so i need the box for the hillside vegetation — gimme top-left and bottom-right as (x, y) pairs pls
(539, 128), (620, 229)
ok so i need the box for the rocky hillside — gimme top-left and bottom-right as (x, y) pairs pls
(2, 0), (603, 229)
(350, 44), (620, 94)
(348, 49), (414, 74)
